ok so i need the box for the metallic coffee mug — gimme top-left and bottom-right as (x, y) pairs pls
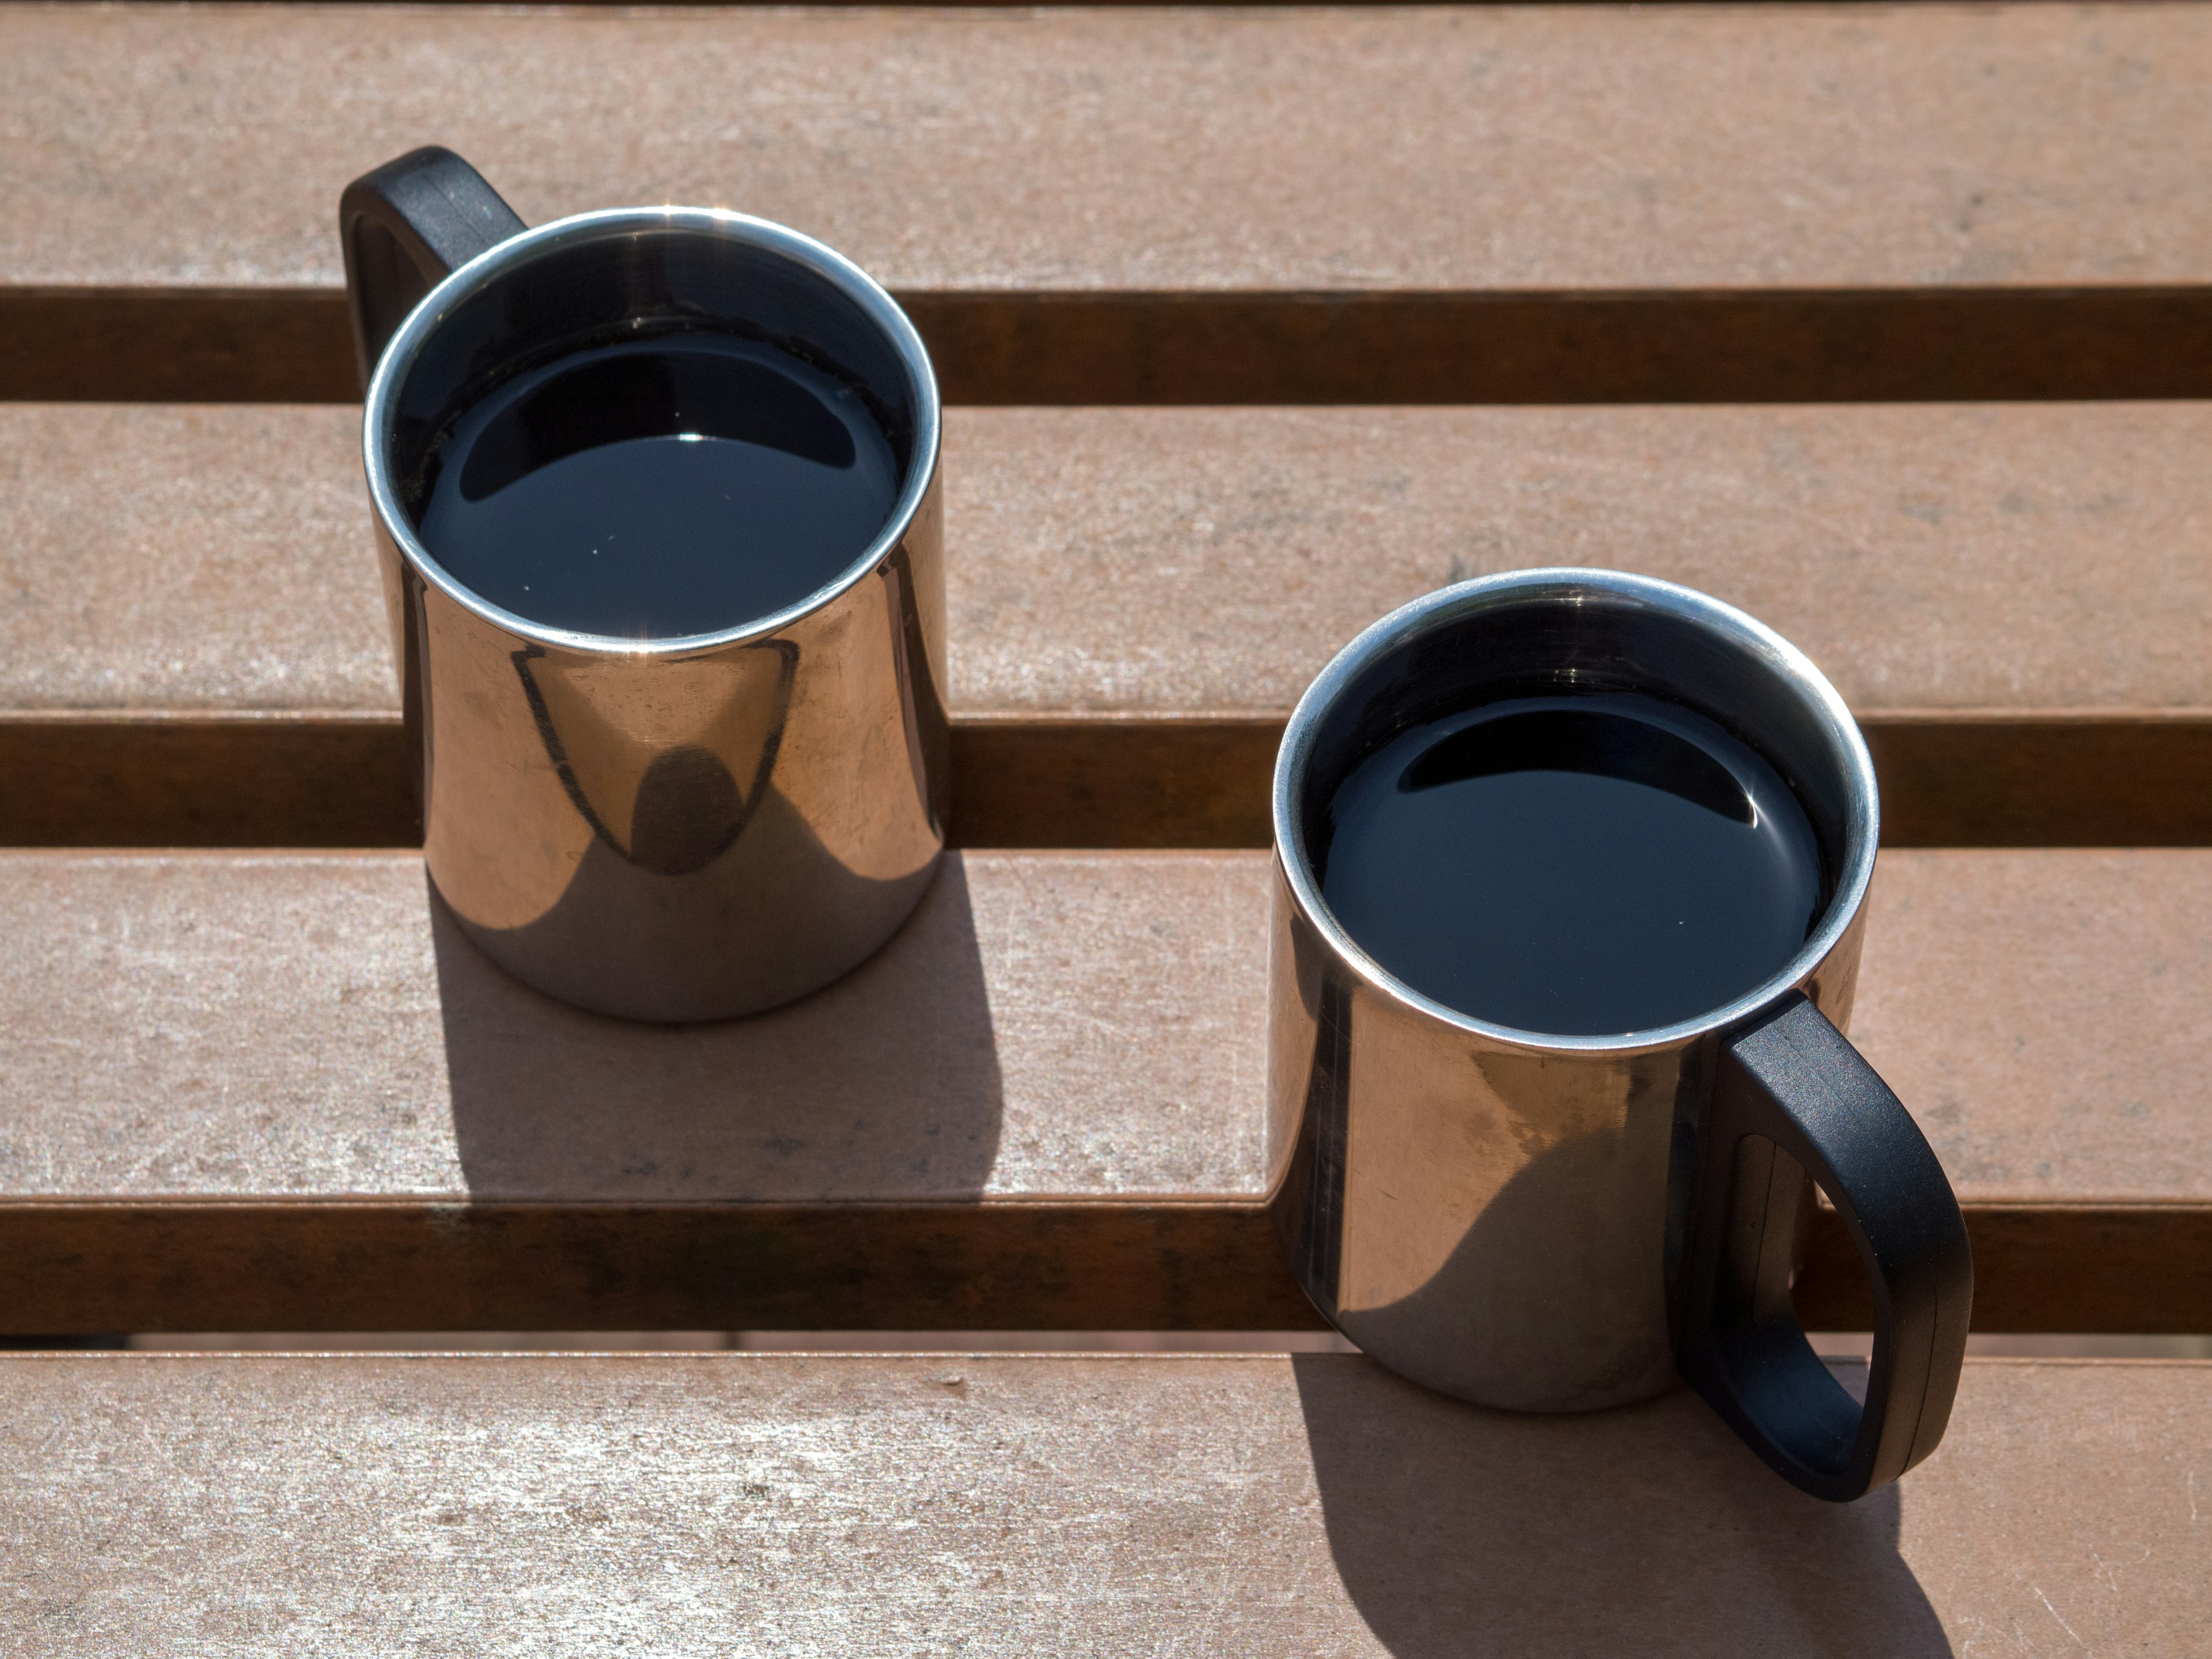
(342, 149), (945, 1021)
(1268, 569), (1974, 1501)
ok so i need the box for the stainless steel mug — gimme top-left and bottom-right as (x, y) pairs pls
(1268, 569), (1973, 1501)
(341, 149), (945, 1021)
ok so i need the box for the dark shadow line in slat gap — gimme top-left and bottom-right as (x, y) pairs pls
(7, 287), (2212, 403)
(85, 1), (2096, 7)
(0, 1201), (2199, 1335)
(2, 712), (2209, 850)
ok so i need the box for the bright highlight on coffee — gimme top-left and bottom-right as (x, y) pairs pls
(414, 332), (902, 639)
(1318, 691), (1825, 1036)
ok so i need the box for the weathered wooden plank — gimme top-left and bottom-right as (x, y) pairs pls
(1, 849), (2206, 1332)
(5, 5), (2212, 400)
(43, 4), (2193, 294)
(20, 400), (2211, 718)
(2, 1354), (2205, 1655)
(4, 402), (2209, 847)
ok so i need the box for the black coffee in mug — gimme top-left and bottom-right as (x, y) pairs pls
(412, 332), (902, 638)
(1320, 691), (1825, 1036)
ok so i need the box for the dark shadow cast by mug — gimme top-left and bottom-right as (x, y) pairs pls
(434, 855), (1002, 1202)
(1291, 1354), (1952, 1657)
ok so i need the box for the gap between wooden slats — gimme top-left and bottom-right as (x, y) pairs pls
(2, 712), (2207, 849)
(3, 1199), (2206, 1337)
(10, 289), (2212, 403)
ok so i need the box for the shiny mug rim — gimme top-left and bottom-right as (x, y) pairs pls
(1272, 567), (1880, 1056)
(360, 205), (943, 657)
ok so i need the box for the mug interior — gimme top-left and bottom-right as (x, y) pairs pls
(1283, 574), (1876, 1036)
(379, 219), (926, 540)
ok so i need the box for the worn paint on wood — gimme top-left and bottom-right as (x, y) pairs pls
(2, 1353), (2206, 1655)
(7, 6), (2209, 291)
(13, 403), (2211, 717)
(1, 850), (2207, 1331)
(4, 404), (2211, 846)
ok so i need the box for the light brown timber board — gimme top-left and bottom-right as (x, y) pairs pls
(18, 403), (2206, 721)
(3, 403), (2209, 847)
(38, 5), (2203, 294)
(3, 1354), (2207, 1655)
(2, 849), (2208, 1332)
(6, 5), (2212, 400)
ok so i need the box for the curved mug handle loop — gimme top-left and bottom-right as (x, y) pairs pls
(1673, 993), (1974, 1502)
(340, 146), (527, 391)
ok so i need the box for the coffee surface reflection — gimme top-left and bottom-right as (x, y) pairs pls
(414, 332), (901, 638)
(1319, 692), (1825, 1036)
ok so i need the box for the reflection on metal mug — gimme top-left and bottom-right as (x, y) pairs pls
(341, 148), (946, 1021)
(1268, 569), (1974, 1501)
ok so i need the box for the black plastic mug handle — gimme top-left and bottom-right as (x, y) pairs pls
(1673, 993), (1974, 1502)
(339, 146), (527, 392)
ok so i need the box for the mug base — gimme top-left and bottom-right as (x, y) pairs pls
(1325, 1306), (1682, 1415)
(434, 847), (942, 1024)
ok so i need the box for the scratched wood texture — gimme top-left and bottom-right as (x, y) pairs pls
(2, 1353), (2205, 1656)
(4, 401), (2210, 848)
(6, 3), (2212, 401)
(2, 847), (2206, 1334)
(0, 5), (2198, 1647)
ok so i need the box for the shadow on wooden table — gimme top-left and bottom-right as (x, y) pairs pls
(427, 857), (1003, 1202)
(1293, 1355), (1950, 1657)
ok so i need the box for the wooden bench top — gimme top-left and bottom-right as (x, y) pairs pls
(6, 400), (2211, 848)
(5, 847), (2207, 1335)
(16, 4), (2205, 295)
(2, 0), (2200, 1634)
(10, 401), (2211, 720)
(7, 3), (2212, 401)
(7, 1353), (2207, 1653)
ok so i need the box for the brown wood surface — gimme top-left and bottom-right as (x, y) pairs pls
(46, 5), (2199, 292)
(6, 5), (2212, 401)
(3, 1353), (2205, 1654)
(4, 403), (2207, 847)
(3, 848), (2207, 1332)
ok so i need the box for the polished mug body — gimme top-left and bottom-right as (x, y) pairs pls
(1267, 570), (1879, 1413)
(358, 201), (946, 1022)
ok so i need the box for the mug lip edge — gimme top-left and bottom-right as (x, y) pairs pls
(359, 204), (943, 657)
(1271, 567), (1881, 1056)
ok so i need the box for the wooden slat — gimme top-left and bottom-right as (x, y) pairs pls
(3, 848), (2208, 1333)
(4, 1354), (2206, 1653)
(5, 5), (2212, 401)
(5, 402), (2211, 847)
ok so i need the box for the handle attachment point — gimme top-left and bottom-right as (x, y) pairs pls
(339, 146), (526, 391)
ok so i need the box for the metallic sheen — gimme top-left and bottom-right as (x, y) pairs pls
(1268, 569), (1879, 1411)
(362, 210), (945, 1021)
